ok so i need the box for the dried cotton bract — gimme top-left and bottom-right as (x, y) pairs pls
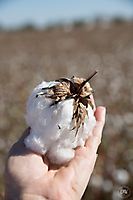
(24, 71), (97, 164)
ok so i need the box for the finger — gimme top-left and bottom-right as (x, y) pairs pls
(55, 107), (106, 199)
(93, 106), (106, 137)
(94, 106), (106, 127)
(7, 128), (31, 158)
(64, 106), (106, 198)
(85, 106), (106, 151)
(63, 146), (97, 199)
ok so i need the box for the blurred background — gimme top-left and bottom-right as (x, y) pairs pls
(0, 0), (133, 199)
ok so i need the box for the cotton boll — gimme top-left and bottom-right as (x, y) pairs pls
(24, 78), (96, 164)
(47, 148), (75, 165)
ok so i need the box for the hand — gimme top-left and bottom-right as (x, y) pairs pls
(3, 106), (106, 200)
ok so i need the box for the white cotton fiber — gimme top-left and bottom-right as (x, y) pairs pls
(24, 81), (96, 164)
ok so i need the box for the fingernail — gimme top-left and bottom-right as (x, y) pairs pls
(101, 107), (106, 122)
(103, 106), (106, 114)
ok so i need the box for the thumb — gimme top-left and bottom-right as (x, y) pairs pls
(18, 127), (30, 144)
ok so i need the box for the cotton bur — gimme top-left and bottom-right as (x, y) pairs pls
(24, 71), (98, 164)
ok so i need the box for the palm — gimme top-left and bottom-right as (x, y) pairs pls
(4, 107), (105, 200)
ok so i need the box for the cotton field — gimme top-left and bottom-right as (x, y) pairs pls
(0, 22), (133, 199)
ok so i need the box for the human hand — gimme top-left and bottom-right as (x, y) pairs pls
(3, 106), (106, 200)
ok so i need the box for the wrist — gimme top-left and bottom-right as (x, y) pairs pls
(4, 194), (19, 200)
(4, 193), (48, 200)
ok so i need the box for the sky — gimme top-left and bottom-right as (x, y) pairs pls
(0, 0), (133, 29)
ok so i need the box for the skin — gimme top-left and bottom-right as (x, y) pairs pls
(3, 106), (106, 200)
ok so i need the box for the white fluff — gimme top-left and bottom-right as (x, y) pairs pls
(24, 81), (96, 164)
